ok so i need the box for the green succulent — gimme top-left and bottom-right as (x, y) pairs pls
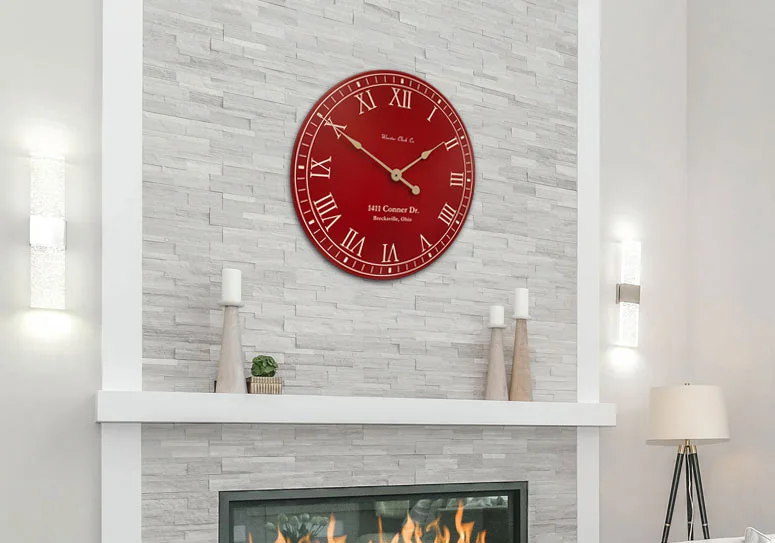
(251, 355), (278, 377)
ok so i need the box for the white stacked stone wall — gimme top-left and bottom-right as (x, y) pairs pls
(141, 0), (578, 541)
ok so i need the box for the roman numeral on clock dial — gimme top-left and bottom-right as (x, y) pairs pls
(312, 193), (341, 231)
(389, 87), (412, 109)
(438, 203), (457, 226)
(317, 113), (347, 139)
(382, 243), (399, 263)
(420, 234), (432, 252)
(444, 137), (459, 151)
(449, 171), (465, 187)
(355, 90), (377, 115)
(341, 228), (366, 257)
(310, 156), (332, 178)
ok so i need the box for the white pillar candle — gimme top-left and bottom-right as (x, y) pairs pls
(513, 287), (530, 319)
(489, 305), (505, 327)
(221, 268), (242, 305)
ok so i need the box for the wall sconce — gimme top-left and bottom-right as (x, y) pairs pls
(616, 240), (641, 347)
(29, 153), (66, 310)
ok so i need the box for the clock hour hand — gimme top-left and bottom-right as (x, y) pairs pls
(399, 141), (445, 175)
(319, 114), (420, 195)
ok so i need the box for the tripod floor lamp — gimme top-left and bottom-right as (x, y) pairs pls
(648, 384), (730, 543)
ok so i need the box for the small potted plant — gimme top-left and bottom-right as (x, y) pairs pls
(249, 355), (283, 394)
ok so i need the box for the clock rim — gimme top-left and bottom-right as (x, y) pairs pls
(290, 68), (476, 280)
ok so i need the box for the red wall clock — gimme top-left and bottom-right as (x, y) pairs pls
(291, 70), (475, 280)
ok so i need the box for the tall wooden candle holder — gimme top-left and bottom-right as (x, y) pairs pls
(215, 301), (248, 394)
(215, 268), (247, 394)
(509, 317), (533, 401)
(509, 287), (533, 401)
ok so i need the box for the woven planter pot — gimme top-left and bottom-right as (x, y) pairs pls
(248, 376), (283, 395)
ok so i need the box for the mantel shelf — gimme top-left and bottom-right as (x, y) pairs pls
(96, 391), (616, 427)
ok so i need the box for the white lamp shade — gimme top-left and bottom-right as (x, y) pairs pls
(647, 384), (730, 445)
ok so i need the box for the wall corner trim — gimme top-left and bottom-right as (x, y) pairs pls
(577, 0), (603, 542)
(100, 0), (143, 541)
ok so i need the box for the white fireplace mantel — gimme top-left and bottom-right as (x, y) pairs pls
(96, 391), (615, 427)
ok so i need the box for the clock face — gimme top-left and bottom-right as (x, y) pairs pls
(291, 70), (475, 279)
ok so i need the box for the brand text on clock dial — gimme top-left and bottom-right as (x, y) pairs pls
(380, 134), (416, 144)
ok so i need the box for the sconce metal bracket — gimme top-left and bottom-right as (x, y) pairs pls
(616, 283), (641, 304)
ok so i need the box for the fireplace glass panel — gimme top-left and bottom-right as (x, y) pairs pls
(220, 483), (527, 543)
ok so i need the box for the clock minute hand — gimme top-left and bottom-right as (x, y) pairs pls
(319, 114), (394, 173)
(319, 114), (419, 195)
(322, 118), (420, 195)
(399, 141), (445, 174)
(342, 134), (394, 175)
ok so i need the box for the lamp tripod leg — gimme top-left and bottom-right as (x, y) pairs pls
(689, 445), (711, 539)
(661, 444), (686, 543)
(686, 442), (695, 540)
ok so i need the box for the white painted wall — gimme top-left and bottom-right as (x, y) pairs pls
(687, 0), (775, 535)
(599, 1), (691, 542)
(0, 0), (101, 541)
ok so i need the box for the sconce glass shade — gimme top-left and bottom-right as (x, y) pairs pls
(616, 240), (641, 347)
(29, 153), (66, 310)
(621, 240), (641, 284)
(30, 154), (65, 218)
(30, 246), (66, 309)
(617, 301), (640, 347)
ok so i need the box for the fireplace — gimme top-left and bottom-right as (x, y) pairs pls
(219, 483), (528, 543)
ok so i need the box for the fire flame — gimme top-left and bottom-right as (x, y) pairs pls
(261, 502), (484, 543)
(427, 516), (450, 543)
(455, 501), (476, 543)
(379, 516), (387, 543)
(414, 521), (423, 543)
(328, 513), (348, 543)
(401, 513), (415, 543)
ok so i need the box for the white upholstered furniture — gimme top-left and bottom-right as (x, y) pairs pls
(676, 534), (775, 543)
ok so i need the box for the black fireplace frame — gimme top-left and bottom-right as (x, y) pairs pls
(219, 482), (528, 543)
